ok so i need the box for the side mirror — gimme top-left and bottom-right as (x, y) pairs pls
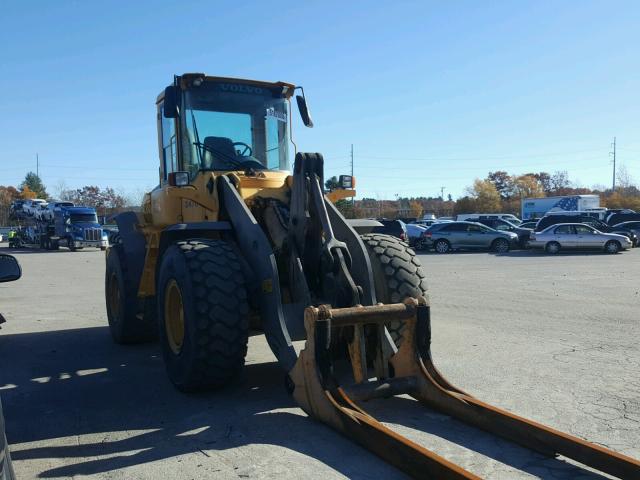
(339, 175), (354, 189)
(0, 254), (21, 283)
(296, 95), (314, 128)
(163, 86), (179, 118)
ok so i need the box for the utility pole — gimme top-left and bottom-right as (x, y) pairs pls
(610, 137), (616, 190)
(36, 153), (39, 177)
(440, 186), (445, 200)
(350, 144), (354, 206)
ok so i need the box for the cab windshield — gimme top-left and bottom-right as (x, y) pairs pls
(70, 213), (98, 224)
(180, 81), (290, 178)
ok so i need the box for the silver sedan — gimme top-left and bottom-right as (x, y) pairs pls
(528, 223), (632, 254)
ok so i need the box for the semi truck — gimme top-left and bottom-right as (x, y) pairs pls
(9, 205), (108, 251)
(521, 194), (600, 220)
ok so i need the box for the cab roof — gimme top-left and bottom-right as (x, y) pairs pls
(156, 73), (296, 103)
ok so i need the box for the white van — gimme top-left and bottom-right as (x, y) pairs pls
(456, 213), (522, 225)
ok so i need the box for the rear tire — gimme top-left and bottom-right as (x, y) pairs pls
(434, 239), (450, 254)
(491, 238), (510, 253)
(105, 245), (156, 343)
(360, 234), (428, 345)
(604, 240), (620, 254)
(157, 239), (249, 392)
(545, 241), (561, 254)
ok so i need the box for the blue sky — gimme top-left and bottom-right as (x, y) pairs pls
(1, 1), (639, 201)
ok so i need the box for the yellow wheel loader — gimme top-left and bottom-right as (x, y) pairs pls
(105, 73), (640, 479)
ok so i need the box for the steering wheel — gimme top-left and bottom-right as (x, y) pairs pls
(233, 142), (252, 157)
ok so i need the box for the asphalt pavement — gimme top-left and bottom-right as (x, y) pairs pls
(0, 245), (638, 479)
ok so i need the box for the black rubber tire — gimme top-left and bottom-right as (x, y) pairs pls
(67, 237), (76, 252)
(491, 238), (510, 253)
(545, 241), (561, 254)
(105, 245), (156, 344)
(604, 240), (620, 254)
(360, 234), (428, 345)
(100, 246), (107, 251)
(157, 239), (249, 392)
(434, 239), (450, 254)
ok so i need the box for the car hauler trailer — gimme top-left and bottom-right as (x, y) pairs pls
(8, 206), (108, 251)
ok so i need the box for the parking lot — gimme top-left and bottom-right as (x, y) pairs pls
(1, 246), (638, 479)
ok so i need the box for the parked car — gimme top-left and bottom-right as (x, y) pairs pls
(41, 201), (75, 221)
(529, 223), (632, 254)
(519, 221), (538, 229)
(535, 213), (638, 246)
(372, 219), (408, 242)
(456, 213), (522, 225)
(22, 199), (47, 217)
(465, 217), (532, 248)
(405, 223), (428, 250)
(9, 200), (25, 218)
(424, 221), (518, 253)
(606, 212), (640, 226)
(0, 253), (21, 480)
(610, 221), (640, 247)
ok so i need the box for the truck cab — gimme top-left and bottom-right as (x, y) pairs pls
(54, 206), (108, 250)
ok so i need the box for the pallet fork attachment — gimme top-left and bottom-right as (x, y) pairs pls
(290, 298), (640, 479)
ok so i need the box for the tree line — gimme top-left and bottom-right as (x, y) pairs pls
(327, 168), (640, 219)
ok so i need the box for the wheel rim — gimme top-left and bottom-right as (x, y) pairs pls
(164, 279), (185, 355)
(108, 272), (121, 323)
(436, 241), (448, 253)
(496, 240), (508, 252)
(607, 242), (618, 253)
(548, 243), (559, 253)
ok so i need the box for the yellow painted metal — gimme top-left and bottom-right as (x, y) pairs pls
(326, 189), (355, 203)
(164, 279), (185, 354)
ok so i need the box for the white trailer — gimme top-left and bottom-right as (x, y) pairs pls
(521, 195), (600, 220)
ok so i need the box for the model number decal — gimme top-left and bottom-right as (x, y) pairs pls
(266, 107), (287, 123)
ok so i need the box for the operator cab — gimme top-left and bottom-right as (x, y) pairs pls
(159, 74), (312, 185)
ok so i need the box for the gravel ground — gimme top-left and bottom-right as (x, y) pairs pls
(0, 244), (638, 479)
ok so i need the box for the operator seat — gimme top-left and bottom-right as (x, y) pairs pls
(203, 136), (238, 170)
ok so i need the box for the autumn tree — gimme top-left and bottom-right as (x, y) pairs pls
(487, 171), (514, 199)
(0, 186), (21, 225)
(453, 196), (477, 215)
(512, 175), (545, 198)
(409, 200), (423, 219)
(465, 179), (501, 212)
(62, 186), (127, 212)
(21, 172), (48, 199)
(549, 171), (571, 194)
(20, 185), (37, 199)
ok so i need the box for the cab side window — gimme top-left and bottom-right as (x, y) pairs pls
(161, 105), (177, 181)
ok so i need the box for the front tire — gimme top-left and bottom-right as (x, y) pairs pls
(604, 240), (620, 254)
(361, 234), (428, 345)
(157, 239), (249, 392)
